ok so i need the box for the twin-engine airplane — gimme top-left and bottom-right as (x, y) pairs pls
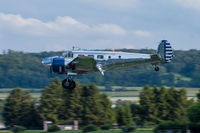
(42, 40), (173, 89)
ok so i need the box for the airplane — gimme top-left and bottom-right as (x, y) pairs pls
(42, 40), (173, 89)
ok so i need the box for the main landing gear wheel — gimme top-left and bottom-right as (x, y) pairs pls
(62, 79), (76, 89)
(154, 66), (159, 71)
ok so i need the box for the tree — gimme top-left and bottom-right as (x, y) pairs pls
(165, 87), (189, 121)
(123, 105), (133, 126)
(3, 88), (24, 126)
(58, 83), (83, 124)
(116, 104), (133, 126)
(116, 105), (126, 126)
(19, 91), (41, 129)
(153, 86), (168, 122)
(39, 78), (63, 123)
(39, 80), (114, 127)
(98, 93), (115, 125)
(138, 85), (157, 124)
(3, 88), (40, 128)
(197, 89), (200, 101)
(80, 83), (114, 126)
(137, 86), (191, 125)
(187, 102), (200, 123)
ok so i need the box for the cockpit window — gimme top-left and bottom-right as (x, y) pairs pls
(64, 51), (73, 58)
(68, 53), (73, 58)
(97, 55), (104, 59)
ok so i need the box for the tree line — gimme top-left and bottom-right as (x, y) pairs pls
(0, 49), (200, 88)
(2, 78), (200, 129)
(135, 86), (192, 125)
(3, 78), (115, 129)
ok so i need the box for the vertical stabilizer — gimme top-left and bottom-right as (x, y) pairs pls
(157, 40), (173, 63)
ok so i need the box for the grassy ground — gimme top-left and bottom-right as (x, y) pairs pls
(22, 129), (153, 133)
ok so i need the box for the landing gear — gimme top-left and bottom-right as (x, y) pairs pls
(62, 79), (76, 89)
(154, 66), (159, 71)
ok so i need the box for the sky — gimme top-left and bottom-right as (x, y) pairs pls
(0, 0), (200, 53)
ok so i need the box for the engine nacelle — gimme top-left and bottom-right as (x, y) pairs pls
(52, 58), (65, 74)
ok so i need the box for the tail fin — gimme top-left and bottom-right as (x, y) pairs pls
(157, 40), (173, 63)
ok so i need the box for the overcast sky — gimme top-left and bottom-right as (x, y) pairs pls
(0, 0), (200, 52)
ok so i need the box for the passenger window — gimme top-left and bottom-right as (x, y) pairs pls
(88, 55), (94, 58)
(97, 55), (104, 59)
(119, 56), (121, 59)
(108, 56), (111, 59)
(78, 54), (84, 57)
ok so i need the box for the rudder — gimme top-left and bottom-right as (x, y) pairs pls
(157, 40), (173, 63)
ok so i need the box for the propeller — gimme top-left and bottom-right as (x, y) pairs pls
(49, 66), (53, 78)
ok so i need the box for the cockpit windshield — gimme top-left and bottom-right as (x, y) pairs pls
(63, 51), (73, 58)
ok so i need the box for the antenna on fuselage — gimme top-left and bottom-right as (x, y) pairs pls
(72, 46), (80, 51)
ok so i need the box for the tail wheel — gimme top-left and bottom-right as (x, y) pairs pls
(62, 79), (76, 89)
(155, 66), (159, 71)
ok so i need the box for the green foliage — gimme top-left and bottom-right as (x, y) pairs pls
(11, 125), (26, 133)
(0, 50), (200, 88)
(58, 83), (82, 124)
(100, 124), (112, 130)
(82, 124), (98, 132)
(3, 88), (41, 129)
(47, 125), (61, 132)
(154, 121), (188, 132)
(0, 100), (5, 122)
(197, 89), (200, 101)
(39, 79), (114, 127)
(39, 78), (63, 123)
(122, 125), (136, 132)
(187, 102), (200, 123)
(80, 84), (115, 126)
(138, 85), (157, 124)
(116, 104), (133, 126)
(138, 86), (191, 125)
(164, 87), (189, 121)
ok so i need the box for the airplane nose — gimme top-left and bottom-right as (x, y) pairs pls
(42, 57), (52, 67)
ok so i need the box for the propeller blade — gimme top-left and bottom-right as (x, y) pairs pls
(48, 66), (53, 78)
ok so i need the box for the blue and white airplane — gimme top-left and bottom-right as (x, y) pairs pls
(42, 40), (173, 89)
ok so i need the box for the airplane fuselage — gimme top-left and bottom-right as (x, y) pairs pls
(43, 50), (159, 76)
(42, 40), (173, 89)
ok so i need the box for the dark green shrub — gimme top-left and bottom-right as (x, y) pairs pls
(122, 125), (136, 132)
(154, 121), (188, 133)
(187, 102), (200, 123)
(101, 124), (112, 130)
(82, 124), (98, 132)
(47, 125), (61, 132)
(11, 126), (26, 133)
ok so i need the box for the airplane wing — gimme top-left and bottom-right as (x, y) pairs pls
(68, 56), (98, 74)
(102, 54), (162, 72)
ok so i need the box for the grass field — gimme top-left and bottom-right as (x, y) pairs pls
(0, 86), (199, 102)
(21, 129), (153, 133)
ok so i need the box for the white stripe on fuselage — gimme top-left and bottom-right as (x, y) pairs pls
(69, 50), (151, 60)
